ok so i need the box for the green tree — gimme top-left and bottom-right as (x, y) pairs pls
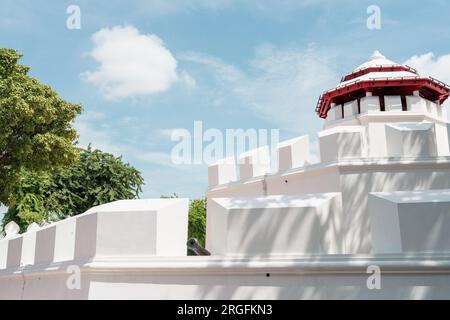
(0, 48), (81, 205)
(3, 147), (144, 231)
(188, 198), (206, 247)
(2, 170), (52, 231)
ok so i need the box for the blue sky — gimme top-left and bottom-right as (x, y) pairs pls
(1, 0), (450, 205)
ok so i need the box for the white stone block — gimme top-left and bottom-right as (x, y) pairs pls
(343, 101), (358, 119)
(367, 122), (388, 157)
(327, 105), (340, 121)
(0, 240), (8, 269)
(208, 156), (236, 187)
(239, 146), (271, 179)
(54, 218), (77, 263)
(385, 122), (437, 157)
(7, 237), (22, 269)
(435, 122), (450, 156)
(334, 105), (343, 119)
(407, 96), (427, 113)
(206, 193), (343, 256)
(360, 96), (380, 114)
(35, 226), (57, 265)
(75, 199), (189, 259)
(21, 231), (37, 266)
(319, 126), (366, 162)
(277, 135), (309, 172)
(440, 105), (447, 120)
(426, 100), (439, 117)
(369, 190), (450, 254)
(385, 96), (402, 112)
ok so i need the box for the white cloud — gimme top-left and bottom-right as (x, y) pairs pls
(404, 52), (450, 84)
(82, 25), (189, 100)
(181, 44), (339, 133)
(404, 52), (450, 116)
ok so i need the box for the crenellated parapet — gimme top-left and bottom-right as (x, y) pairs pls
(206, 51), (450, 258)
(0, 199), (189, 271)
(208, 99), (450, 189)
(208, 135), (312, 188)
(4, 51), (450, 300)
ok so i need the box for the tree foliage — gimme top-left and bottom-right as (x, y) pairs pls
(0, 48), (81, 205)
(161, 194), (207, 248)
(3, 147), (144, 232)
(188, 198), (206, 247)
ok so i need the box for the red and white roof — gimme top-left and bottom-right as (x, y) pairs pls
(315, 51), (450, 119)
(353, 50), (398, 71)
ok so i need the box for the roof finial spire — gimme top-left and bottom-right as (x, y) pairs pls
(369, 50), (386, 61)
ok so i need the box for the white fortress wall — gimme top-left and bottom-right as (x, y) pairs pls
(207, 95), (450, 255)
(0, 198), (189, 299)
(206, 193), (343, 256)
(3, 52), (450, 299)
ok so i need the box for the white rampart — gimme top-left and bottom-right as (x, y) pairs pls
(3, 53), (450, 300)
(277, 135), (309, 172)
(238, 145), (271, 179)
(385, 122), (437, 157)
(208, 156), (237, 187)
(2, 196), (450, 299)
(318, 126), (367, 162)
(0, 199), (189, 271)
(206, 193), (342, 256)
(369, 189), (450, 254)
(208, 96), (450, 188)
(207, 96), (450, 257)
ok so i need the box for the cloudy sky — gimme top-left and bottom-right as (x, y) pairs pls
(1, 0), (450, 204)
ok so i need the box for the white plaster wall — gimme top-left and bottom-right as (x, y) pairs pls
(319, 126), (367, 162)
(368, 194), (404, 253)
(209, 161), (450, 254)
(385, 96), (402, 112)
(2, 256), (450, 299)
(344, 101), (358, 119)
(436, 122), (450, 156)
(407, 96), (427, 113)
(0, 198), (190, 275)
(385, 122), (437, 158)
(208, 156), (237, 187)
(206, 194), (343, 256)
(239, 146), (271, 179)
(277, 135), (309, 172)
(366, 122), (388, 157)
(360, 96), (380, 114)
(369, 190), (450, 254)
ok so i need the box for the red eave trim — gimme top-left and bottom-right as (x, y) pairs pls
(316, 77), (450, 118)
(341, 65), (418, 82)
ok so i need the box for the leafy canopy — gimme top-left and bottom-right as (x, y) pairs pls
(0, 48), (81, 205)
(161, 194), (207, 248)
(3, 147), (144, 231)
